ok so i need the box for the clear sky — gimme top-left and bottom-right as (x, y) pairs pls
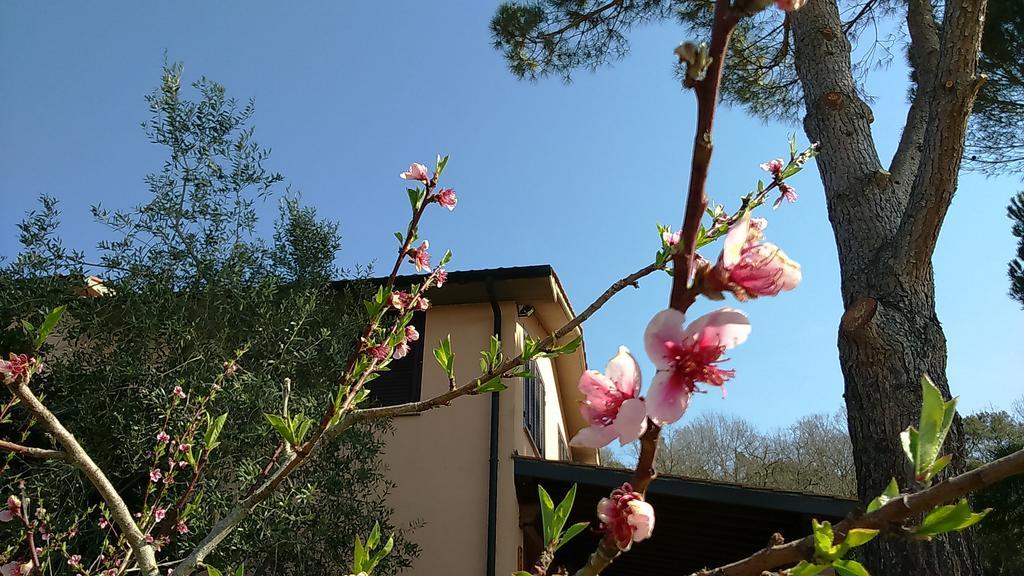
(1, 2), (1021, 441)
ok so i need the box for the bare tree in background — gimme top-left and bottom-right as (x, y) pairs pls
(620, 411), (857, 497)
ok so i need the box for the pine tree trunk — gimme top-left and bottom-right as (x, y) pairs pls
(789, 0), (986, 572)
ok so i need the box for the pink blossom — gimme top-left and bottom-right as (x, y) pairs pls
(171, 386), (186, 400)
(0, 353), (41, 385)
(153, 507), (166, 522)
(178, 460), (189, 468)
(406, 241), (431, 272)
(177, 443), (191, 453)
(98, 517), (109, 529)
(2, 561), (32, 576)
(0, 496), (19, 522)
(436, 188), (457, 211)
(774, 0), (807, 10)
(367, 344), (390, 361)
(662, 229), (681, 247)
(643, 308), (751, 425)
(416, 297), (431, 311)
(176, 521), (189, 534)
(389, 291), (412, 310)
(712, 214), (801, 299)
(596, 483), (655, 551)
(760, 158), (784, 176)
(393, 341), (411, 360)
(405, 326), (420, 342)
(156, 431), (171, 444)
(223, 360), (239, 378)
(435, 268), (448, 288)
(570, 347), (647, 449)
(772, 182), (798, 209)
(149, 469), (162, 482)
(399, 162), (430, 182)
(68, 555), (82, 568)
(104, 570), (118, 576)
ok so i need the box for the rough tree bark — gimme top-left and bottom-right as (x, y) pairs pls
(790, 0), (988, 573)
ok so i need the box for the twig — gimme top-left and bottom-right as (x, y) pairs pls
(0, 439), (68, 461)
(669, 0), (740, 312)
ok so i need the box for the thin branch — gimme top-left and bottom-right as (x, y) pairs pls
(352, 260), (665, 421)
(669, 0), (740, 311)
(842, 0), (879, 33)
(0, 439), (67, 462)
(6, 382), (159, 576)
(686, 447), (1024, 576)
(540, 0), (625, 41)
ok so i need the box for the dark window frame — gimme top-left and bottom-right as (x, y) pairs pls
(523, 359), (545, 456)
(366, 312), (427, 407)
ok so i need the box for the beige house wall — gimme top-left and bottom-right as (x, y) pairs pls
(381, 303), (495, 576)
(381, 299), (579, 576)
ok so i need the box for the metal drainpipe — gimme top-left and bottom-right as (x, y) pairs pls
(485, 278), (501, 576)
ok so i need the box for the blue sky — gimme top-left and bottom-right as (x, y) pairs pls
(1, 1), (1021, 439)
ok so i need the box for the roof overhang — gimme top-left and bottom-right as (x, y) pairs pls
(514, 457), (857, 574)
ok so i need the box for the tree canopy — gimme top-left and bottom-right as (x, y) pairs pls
(0, 64), (417, 575)
(966, 0), (1024, 176)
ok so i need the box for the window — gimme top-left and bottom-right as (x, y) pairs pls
(558, 432), (570, 462)
(523, 359), (544, 456)
(366, 312), (427, 407)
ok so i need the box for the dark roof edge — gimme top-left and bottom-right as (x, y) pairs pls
(331, 264), (555, 290)
(514, 456), (857, 518)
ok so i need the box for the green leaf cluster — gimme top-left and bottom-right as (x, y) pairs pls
(522, 334), (582, 362)
(537, 484), (589, 553)
(433, 334), (455, 382)
(789, 520), (879, 576)
(350, 522), (395, 575)
(900, 375), (958, 484)
(915, 499), (991, 539)
(263, 412), (314, 447)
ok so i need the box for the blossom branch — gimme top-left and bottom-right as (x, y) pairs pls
(0, 439), (67, 462)
(668, 0), (741, 312)
(571, 2), (747, 575)
(350, 260), (666, 421)
(686, 446), (1024, 576)
(5, 381), (159, 576)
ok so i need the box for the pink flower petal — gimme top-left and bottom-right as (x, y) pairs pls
(613, 398), (648, 446)
(570, 424), (620, 448)
(626, 500), (655, 541)
(605, 346), (641, 397)
(722, 214), (750, 268)
(644, 371), (690, 425)
(577, 370), (616, 402)
(644, 309), (687, 369)
(683, 308), (751, 350)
